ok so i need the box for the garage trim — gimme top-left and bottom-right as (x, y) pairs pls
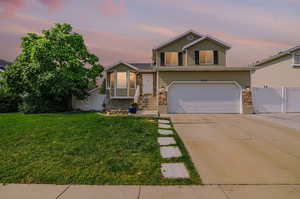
(166, 81), (243, 114)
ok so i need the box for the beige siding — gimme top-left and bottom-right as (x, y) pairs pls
(252, 54), (300, 87)
(159, 71), (250, 89)
(187, 39), (226, 66)
(155, 34), (227, 66)
(156, 32), (201, 66)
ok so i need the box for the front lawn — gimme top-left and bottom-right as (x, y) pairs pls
(0, 112), (201, 185)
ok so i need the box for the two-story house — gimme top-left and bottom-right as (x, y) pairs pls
(104, 30), (252, 114)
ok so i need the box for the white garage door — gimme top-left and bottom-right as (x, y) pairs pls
(168, 83), (241, 113)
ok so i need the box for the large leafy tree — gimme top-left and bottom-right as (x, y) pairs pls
(4, 23), (103, 113)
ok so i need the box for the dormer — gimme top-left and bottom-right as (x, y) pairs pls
(152, 30), (231, 67)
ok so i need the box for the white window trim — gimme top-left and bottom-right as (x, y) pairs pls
(108, 71), (137, 97)
(199, 50), (214, 65)
(293, 53), (300, 66)
(164, 52), (179, 66)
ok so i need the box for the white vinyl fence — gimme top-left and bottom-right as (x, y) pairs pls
(72, 89), (105, 111)
(252, 87), (300, 113)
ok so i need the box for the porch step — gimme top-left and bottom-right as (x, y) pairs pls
(138, 95), (157, 111)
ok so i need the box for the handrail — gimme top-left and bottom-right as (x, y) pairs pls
(134, 85), (140, 103)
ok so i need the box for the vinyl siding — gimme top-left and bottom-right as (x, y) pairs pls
(156, 32), (201, 66)
(187, 39), (226, 66)
(159, 71), (250, 89)
(252, 54), (300, 87)
(155, 35), (227, 66)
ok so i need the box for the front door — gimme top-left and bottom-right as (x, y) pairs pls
(142, 74), (153, 95)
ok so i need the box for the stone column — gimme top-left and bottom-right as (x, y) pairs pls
(242, 88), (253, 114)
(158, 87), (168, 113)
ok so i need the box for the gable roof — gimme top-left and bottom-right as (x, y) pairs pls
(182, 35), (231, 50)
(254, 45), (300, 66)
(104, 61), (139, 71)
(153, 29), (204, 50)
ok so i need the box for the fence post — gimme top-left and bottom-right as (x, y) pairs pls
(281, 86), (286, 113)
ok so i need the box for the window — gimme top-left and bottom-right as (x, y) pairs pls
(200, 50), (213, 64)
(165, 52), (178, 66)
(109, 72), (115, 88)
(116, 72), (127, 88)
(294, 53), (300, 65)
(129, 72), (136, 88)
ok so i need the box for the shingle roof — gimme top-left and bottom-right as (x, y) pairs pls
(0, 60), (11, 68)
(129, 63), (154, 71)
(254, 45), (300, 66)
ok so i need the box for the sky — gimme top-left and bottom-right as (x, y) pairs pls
(0, 0), (300, 66)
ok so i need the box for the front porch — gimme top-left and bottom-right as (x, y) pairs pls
(105, 62), (157, 110)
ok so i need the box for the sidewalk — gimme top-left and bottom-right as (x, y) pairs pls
(1, 184), (300, 199)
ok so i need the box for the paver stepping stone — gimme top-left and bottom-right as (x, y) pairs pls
(159, 124), (172, 129)
(161, 163), (189, 178)
(158, 129), (174, 135)
(160, 146), (182, 158)
(158, 119), (170, 124)
(158, 137), (176, 146)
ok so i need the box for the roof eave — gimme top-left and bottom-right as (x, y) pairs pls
(157, 66), (253, 72)
(182, 35), (231, 50)
(104, 61), (139, 71)
(153, 29), (204, 50)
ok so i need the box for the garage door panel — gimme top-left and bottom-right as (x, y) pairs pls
(286, 88), (300, 113)
(168, 83), (241, 114)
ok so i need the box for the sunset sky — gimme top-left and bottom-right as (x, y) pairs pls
(0, 0), (300, 66)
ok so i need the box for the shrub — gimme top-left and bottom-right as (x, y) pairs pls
(100, 79), (106, 94)
(0, 90), (22, 113)
(19, 95), (70, 114)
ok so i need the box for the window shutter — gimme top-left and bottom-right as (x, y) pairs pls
(178, 52), (183, 66)
(213, 51), (219, 65)
(160, 52), (165, 66)
(195, 51), (200, 65)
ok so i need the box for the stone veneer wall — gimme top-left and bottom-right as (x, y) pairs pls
(158, 87), (253, 114)
(242, 89), (252, 105)
(158, 88), (167, 105)
(242, 88), (253, 114)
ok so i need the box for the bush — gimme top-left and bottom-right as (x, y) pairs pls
(19, 95), (71, 114)
(0, 90), (22, 113)
(100, 79), (106, 94)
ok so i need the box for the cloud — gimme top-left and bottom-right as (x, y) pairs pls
(0, 0), (26, 17)
(0, 13), (152, 65)
(138, 25), (177, 37)
(38, 0), (63, 12)
(0, 0), (63, 18)
(97, 0), (126, 17)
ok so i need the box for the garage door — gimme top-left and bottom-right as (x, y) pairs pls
(168, 83), (241, 113)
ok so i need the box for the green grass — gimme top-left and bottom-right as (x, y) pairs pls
(0, 112), (201, 185)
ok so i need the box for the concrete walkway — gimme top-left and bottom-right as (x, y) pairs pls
(1, 184), (300, 199)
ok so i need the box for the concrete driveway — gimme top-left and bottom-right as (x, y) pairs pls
(170, 114), (300, 185)
(253, 113), (300, 131)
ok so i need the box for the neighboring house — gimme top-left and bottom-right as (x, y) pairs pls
(0, 67), (4, 81)
(250, 46), (300, 113)
(251, 45), (300, 87)
(104, 30), (253, 114)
